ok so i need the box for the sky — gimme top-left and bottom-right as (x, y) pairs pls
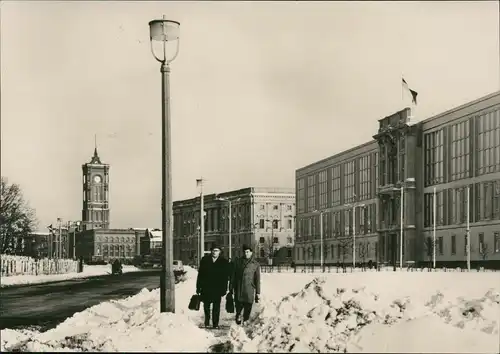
(1, 1), (499, 231)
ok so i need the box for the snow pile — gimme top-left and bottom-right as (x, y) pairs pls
(228, 272), (500, 353)
(1, 266), (217, 352)
(1, 265), (141, 287)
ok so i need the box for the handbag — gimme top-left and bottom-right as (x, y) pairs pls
(225, 292), (235, 313)
(188, 294), (201, 311)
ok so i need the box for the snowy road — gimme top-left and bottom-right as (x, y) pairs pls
(0, 270), (162, 331)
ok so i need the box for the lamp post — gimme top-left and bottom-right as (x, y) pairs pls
(397, 178), (414, 270)
(466, 185), (471, 271)
(432, 187), (436, 269)
(312, 210), (325, 271)
(344, 202), (365, 268)
(148, 15), (180, 313)
(217, 197), (241, 260)
(57, 218), (62, 259)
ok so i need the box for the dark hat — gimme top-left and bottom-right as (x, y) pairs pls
(242, 244), (252, 252)
(210, 243), (221, 251)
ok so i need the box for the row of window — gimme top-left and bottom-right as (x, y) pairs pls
(297, 152), (379, 213)
(175, 203), (294, 236)
(426, 232), (500, 256)
(294, 241), (378, 261)
(424, 108), (500, 186)
(296, 204), (377, 241)
(95, 244), (135, 257)
(423, 180), (500, 227)
(95, 235), (134, 243)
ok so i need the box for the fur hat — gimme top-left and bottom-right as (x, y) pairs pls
(242, 244), (252, 252)
(210, 243), (222, 251)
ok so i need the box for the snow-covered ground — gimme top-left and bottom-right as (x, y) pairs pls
(0, 265), (141, 287)
(2, 268), (499, 353)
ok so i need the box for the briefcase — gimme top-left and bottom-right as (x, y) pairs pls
(188, 294), (201, 311)
(225, 293), (234, 313)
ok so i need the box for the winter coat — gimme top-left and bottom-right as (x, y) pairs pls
(196, 255), (230, 301)
(230, 256), (261, 304)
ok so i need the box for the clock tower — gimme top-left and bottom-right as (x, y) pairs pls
(82, 145), (110, 231)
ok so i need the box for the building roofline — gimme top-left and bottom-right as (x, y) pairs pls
(296, 140), (376, 174)
(173, 186), (295, 206)
(295, 91), (500, 175)
(419, 90), (500, 125)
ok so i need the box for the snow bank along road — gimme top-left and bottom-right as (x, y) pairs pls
(0, 270), (162, 331)
(1, 268), (499, 352)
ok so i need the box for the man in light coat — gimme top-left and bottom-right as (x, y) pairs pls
(229, 244), (261, 325)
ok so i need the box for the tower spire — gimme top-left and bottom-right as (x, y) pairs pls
(90, 134), (101, 164)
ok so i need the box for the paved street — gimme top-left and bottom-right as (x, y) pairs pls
(0, 270), (163, 331)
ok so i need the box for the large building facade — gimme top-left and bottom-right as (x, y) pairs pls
(173, 187), (295, 265)
(295, 91), (500, 268)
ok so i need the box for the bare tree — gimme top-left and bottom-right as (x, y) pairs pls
(0, 177), (38, 254)
(338, 237), (352, 265)
(358, 242), (368, 268)
(423, 237), (437, 263)
(479, 242), (489, 260)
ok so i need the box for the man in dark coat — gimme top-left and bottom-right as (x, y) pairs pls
(196, 244), (230, 329)
(229, 244), (261, 325)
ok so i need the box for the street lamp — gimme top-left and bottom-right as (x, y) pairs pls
(344, 202), (365, 268)
(148, 15), (180, 314)
(312, 210), (325, 271)
(397, 177), (414, 270)
(216, 196), (240, 260)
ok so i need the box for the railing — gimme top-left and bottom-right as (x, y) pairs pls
(260, 262), (500, 274)
(0, 255), (79, 277)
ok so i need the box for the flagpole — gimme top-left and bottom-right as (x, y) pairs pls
(466, 185), (471, 271)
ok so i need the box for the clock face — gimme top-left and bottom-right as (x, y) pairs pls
(93, 175), (102, 183)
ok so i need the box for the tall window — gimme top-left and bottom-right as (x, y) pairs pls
(451, 235), (456, 255)
(450, 187), (470, 225)
(494, 232), (500, 253)
(476, 180), (500, 221)
(479, 233), (485, 254)
(424, 129), (444, 186)
(374, 152), (379, 190)
(423, 190), (444, 227)
(450, 120), (470, 181)
(477, 109), (500, 175)
(344, 161), (356, 203)
(332, 212), (341, 237)
(307, 175), (316, 212)
(344, 209), (352, 236)
(359, 155), (371, 201)
(379, 144), (386, 186)
(297, 178), (305, 213)
(399, 136), (405, 181)
(331, 165), (341, 206)
(318, 170), (328, 209)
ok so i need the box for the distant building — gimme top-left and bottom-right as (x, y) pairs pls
(76, 228), (140, 262)
(173, 187), (295, 265)
(75, 146), (140, 262)
(139, 229), (162, 256)
(295, 91), (500, 268)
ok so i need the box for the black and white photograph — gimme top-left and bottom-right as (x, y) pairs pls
(1, 1), (499, 352)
